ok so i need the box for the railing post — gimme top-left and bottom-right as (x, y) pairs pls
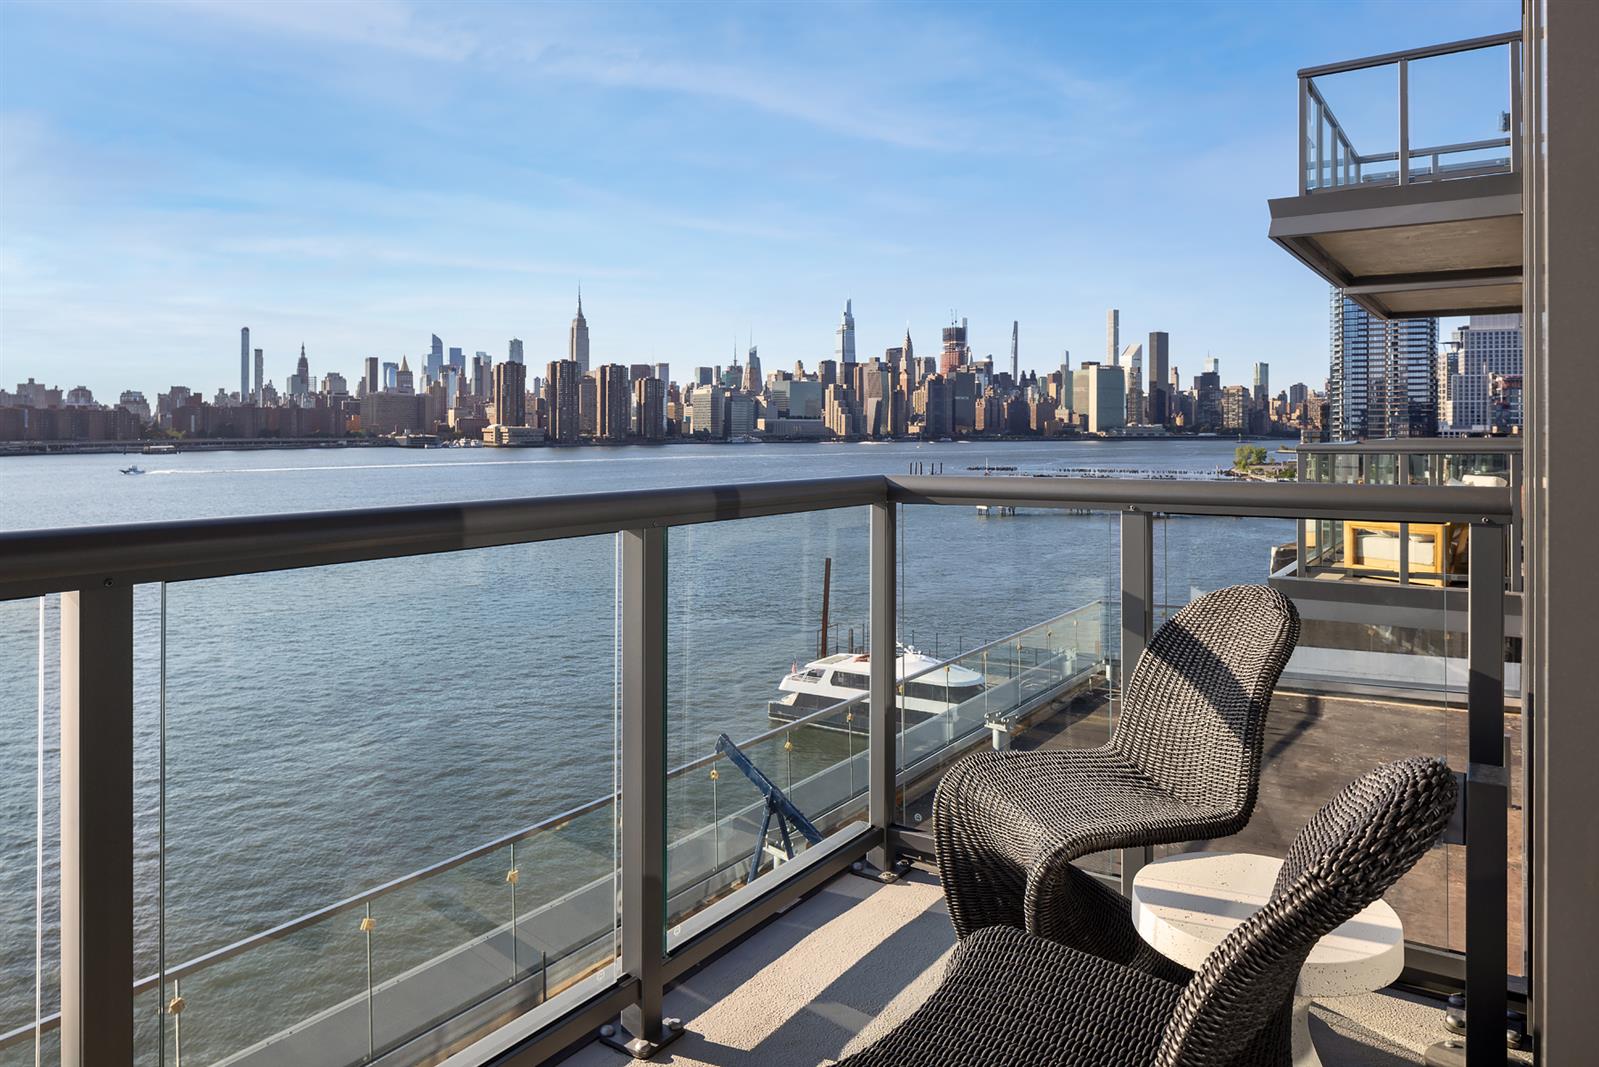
(1298, 77), (1309, 193)
(1398, 57), (1410, 186)
(59, 582), (135, 1067)
(868, 500), (898, 873)
(1119, 510), (1154, 895)
(610, 526), (681, 1058)
(1464, 521), (1508, 1065)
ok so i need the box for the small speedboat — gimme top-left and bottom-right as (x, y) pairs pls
(120, 465), (145, 475)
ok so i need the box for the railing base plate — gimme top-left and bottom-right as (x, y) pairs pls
(598, 1018), (686, 1060)
(848, 857), (913, 883)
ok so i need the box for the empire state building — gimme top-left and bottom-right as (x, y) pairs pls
(569, 289), (590, 373)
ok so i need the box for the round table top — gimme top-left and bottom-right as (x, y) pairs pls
(1130, 851), (1404, 997)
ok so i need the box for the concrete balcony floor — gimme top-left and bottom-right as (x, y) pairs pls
(563, 864), (1507, 1067)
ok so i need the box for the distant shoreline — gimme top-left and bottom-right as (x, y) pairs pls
(0, 432), (1293, 458)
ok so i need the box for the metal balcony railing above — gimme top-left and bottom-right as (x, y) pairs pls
(1298, 30), (1522, 194)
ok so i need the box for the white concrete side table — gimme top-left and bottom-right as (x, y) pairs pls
(1130, 851), (1405, 1067)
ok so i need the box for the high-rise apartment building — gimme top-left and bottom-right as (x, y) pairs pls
(240, 327), (250, 401)
(634, 376), (665, 440)
(253, 348), (264, 403)
(1009, 321), (1019, 383)
(569, 291), (590, 373)
(492, 361), (527, 427)
(1106, 309), (1119, 365)
(597, 364), (630, 441)
(836, 300), (856, 365)
(546, 359), (581, 442)
(1329, 289), (1439, 440)
(1438, 314), (1523, 435)
(578, 372), (598, 436)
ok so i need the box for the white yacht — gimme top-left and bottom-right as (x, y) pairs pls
(768, 648), (986, 730)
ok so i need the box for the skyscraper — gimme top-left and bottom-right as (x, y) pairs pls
(1329, 289), (1439, 440)
(492, 361), (527, 427)
(364, 356), (380, 397)
(1252, 363), (1270, 406)
(1147, 332), (1169, 424)
(1119, 343), (1143, 425)
(240, 327), (250, 401)
(939, 319), (970, 375)
(448, 346), (464, 372)
(1106, 309), (1119, 365)
(1009, 321), (1019, 382)
(396, 357), (414, 394)
(836, 299), (857, 365)
(427, 334), (444, 382)
(252, 348), (264, 404)
(508, 338), (524, 365)
(744, 345), (762, 393)
(569, 290), (590, 373)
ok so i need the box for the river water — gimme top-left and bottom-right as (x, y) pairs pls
(0, 438), (1290, 1061)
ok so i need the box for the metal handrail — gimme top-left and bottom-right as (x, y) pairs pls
(0, 476), (1513, 602)
(1297, 29), (1522, 80)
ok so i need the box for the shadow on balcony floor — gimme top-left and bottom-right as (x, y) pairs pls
(560, 864), (1492, 1067)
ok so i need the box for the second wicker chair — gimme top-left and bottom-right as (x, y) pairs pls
(935, 584), (1300, 951)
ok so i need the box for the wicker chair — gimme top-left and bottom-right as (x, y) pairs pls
(936, 583), (1300, 952)
(837, 756), (1458, 1067)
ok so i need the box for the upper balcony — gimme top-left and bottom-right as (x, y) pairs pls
(1267, 31), (1524, 319)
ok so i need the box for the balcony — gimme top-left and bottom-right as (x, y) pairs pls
(1267, 32), (1524, 319)
(0, 474), (1520, 1067)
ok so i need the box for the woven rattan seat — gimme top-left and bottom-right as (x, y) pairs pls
(838, 756), (1457, 1067)
(936, 584), (1301, 947)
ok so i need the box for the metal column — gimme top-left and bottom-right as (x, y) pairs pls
(610, 527), (681, 1058)
(59, 583), (135, 1067)
(868, 501), (899, 873)
(1119, 510), (1155, 894)
(1465, 522), (1507, 1065)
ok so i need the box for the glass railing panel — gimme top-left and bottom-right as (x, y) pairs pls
(0, 597), (56, 1067)
(1153, 515), (1518, 973)
(896, 501), (1118, 874)
(1305, 64), (1397, 190)
(665, 508), (871, 945)
(1406, 42), (1515, 182)
(152, 538), (620, 1066)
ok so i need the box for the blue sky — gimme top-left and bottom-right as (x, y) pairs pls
(0, 0), (1518, 401)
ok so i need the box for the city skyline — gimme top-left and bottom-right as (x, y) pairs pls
(0, 1), (1517, 402)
